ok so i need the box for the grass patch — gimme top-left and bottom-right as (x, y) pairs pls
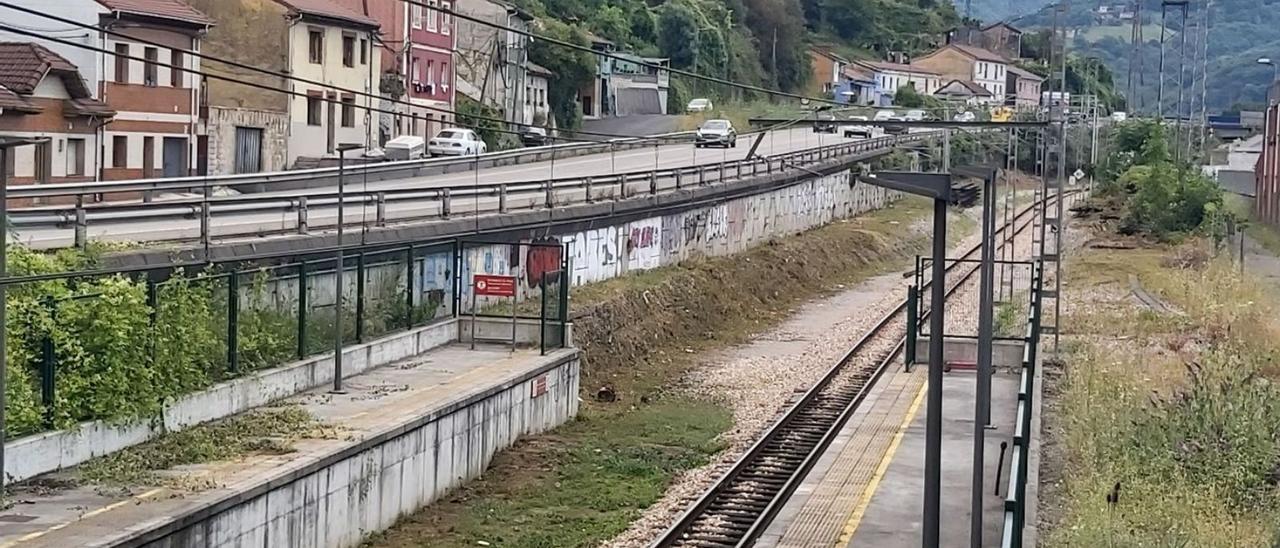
(78, 406), (328, 487)
(1044, 241), (1280, 547)
(365, 196), (965, 547)
(1225, 193), (1280, 256)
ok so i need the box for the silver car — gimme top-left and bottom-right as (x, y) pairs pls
(695, 119), (737, 148)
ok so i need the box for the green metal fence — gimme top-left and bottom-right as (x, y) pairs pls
(1001, 260), (1044, 548)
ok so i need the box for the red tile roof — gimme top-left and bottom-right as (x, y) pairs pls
(855, 60), (940, 76)
(96, 0), (213, 26)
(0, 42), (113, 118)
(937, 79), (994, 97)
(948, 44), (1009, 64)
(0, 85), (40, 113)
(1007, 65), (1044, 81)
(274, 0), (380, 28)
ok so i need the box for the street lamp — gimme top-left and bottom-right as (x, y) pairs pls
(332, 142), (363, 394)
(0, 137), (50, 504)
(1259, 57), (1278, 82)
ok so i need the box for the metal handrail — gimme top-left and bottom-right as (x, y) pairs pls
(1001, 262), (1043, 548)
(12, 132), (946, 247)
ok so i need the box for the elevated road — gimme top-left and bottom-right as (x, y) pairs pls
(9, 127), (909, 249)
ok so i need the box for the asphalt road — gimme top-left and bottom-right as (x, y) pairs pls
(12, 126), (858, 249)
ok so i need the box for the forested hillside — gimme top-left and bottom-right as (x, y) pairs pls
(1019, 0), (1280, 113)
(950, 0), (1051, 22)
(514, 0), (962, 128)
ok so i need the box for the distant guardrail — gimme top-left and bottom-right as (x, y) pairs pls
(11, 132), (945, 248)
(6, 130), (699, 203)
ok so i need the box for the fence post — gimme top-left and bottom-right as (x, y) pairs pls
(356, 252), (366, 343)
(649, 171), (657, 195)
(74, 195), (87, 249)
(558, 262), (569, 348)
(296, 196), (308, 234)
(498, 184), (508, 213)
(699, 166), (706, 185)
(146, 278), (158, 367)
(405, 246), (416, 328)
(39, 300), (55, 429)
(297, 261), (308, 359)
(199, 201), (211, 243)
(440, 187), (451, 218)
(227, 272), (240, 374)
(905, 285), (919, 369)
(675, 170), (683, 189)
(540, 278), (548, 356)
(544, 180), (555, 208)
(584, 177), (594, 203)
(375, 192), (387, 226)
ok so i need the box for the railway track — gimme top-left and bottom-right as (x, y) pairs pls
(651, 193), (1063, 548)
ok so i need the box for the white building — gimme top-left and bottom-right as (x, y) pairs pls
(911, 44), (1009, 100)
(524, 62), (553, 127)
(851, 60), (942, 106)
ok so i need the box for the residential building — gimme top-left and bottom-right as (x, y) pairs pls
(402, 0), (455, 140)
(946, 22), (1023, 60)
(850, 60), (941, 106)
(609, 54), (669, 116)
(808, 48), (848, 96)
(0, 42), (114, 191)
(578, 34), (614, 120)
(934, 79), (996, 105)
(1007, 65), (1044, 108)
(0, 0), (213, 180)
(910, 44), (1009, 99)
(455, 0), (533, 125)
(835, 63), (878, 106)
(523, 62), (552, 126)
(191, 0), (380, 171)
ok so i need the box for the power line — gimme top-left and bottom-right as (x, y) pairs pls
(0, 2), (698, 145)
(404, 0), (843, 106)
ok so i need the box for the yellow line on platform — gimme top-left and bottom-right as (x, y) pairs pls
(835, 381), (927, 547)
(0, 488), (163, 547)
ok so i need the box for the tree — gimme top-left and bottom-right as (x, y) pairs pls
(658, 2), (700, 69)
(528, 20), (595, 130)
(894, 85), (925, 107)
(590, 5), (631, 46)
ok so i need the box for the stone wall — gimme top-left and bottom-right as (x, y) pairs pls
(206, 107), (290, 175)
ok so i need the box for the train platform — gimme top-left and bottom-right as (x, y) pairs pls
(0, 341), (579, 548)
(757, 364), (1023, 548)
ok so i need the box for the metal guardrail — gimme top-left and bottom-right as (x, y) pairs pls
(1001, 259), (1044, 548)
(6, 130), (699, 202)
(13, 132), (943, 247)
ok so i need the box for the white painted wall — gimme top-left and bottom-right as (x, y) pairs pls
(288, 22), (380, 163)
(973, 61), (1006, 98)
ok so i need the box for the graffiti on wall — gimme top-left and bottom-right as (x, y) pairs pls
(626, 218), (662, 271)
(563, 226), (621, 285)
(526, 237), (563, 288)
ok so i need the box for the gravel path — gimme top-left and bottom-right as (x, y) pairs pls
(603, 195), (1048, 548)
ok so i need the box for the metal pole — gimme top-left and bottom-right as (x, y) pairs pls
(0, 147), (8, 499)
(924, 197), (947, 548)
(1158, 5), (1169, 121)
(1175, 2), (1189, 163)
(332, 149), (347, 393)
(972, 173), (997, 548)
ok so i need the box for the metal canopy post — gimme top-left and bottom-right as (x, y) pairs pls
(332, 143), (361, 394)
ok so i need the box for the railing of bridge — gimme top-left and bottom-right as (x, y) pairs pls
(1001, 259), (1044, 548)
(11, 132), (942, 248)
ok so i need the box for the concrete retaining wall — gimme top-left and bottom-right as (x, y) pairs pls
(134, 352), (580, 548)
(914, 336), (1027, 370)
(4, 318), (459, 483)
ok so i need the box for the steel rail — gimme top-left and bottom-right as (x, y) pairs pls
(651, 192), (1060, 548)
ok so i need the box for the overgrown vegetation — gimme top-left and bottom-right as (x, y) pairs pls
(3, 248), (441, 439)
(510, 0), (961, 129)
(78, 406), (326, 487)
(1091, 119), (1235, 241)
(1046, 245), (1280, 547)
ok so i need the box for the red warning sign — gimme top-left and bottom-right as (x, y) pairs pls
(474, 274), (517, 297)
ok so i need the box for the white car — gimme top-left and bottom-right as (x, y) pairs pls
(686, 98), (713, 113)
(873, 109), (898, 122)
(904, 109), (929, 122)
(428, 128), (487, 157)
(953, 111), (976, 123)
(1111, 111), (1128, 122)
(841, 116), (873, 139)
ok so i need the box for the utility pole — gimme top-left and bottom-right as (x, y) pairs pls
(1198, 0), (1213, 160)
(1174, 0), (1189, 164)
(1158, 3), (1169, 121)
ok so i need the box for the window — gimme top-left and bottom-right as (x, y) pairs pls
(426, 0), (438, 31)
(426, 59), (435, 86)
(307, 94), (322, 125)
(66, 138), (86, 176)
(441, 2), (451, 34)
(525, 86), (531, 104)
(441, 62), (449, 87)
(144, 47), (158, 86)
(360, 38), (368, 64)
(114, 43), (129, 84)
(342, 34), (355, 67)
(410, 57), (420, 82)
(308, 29), (323, 64)
(34, 141), (51, 183)
(411, 3), (423, 28)
(112, 136), (127, 168)
(170, 50), (183, 87)
(341, 96), (355, 127)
